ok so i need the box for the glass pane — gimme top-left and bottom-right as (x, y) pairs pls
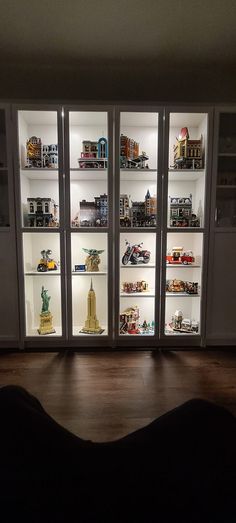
(165, 232), (203, 336)
(219, 113), (236, 154)
(23, 233), (62, 336)
(0, 171), (10, 226)
(18, 111), (59, 228)
(168, 113), (207, 229)
(120, 112), (158, 229)
(0, 110), (7, 168)
(69, 112), (108, 228)
(71, 233), (108, 336)
(119, 232), (156, 336)
(216, 113), (236, 227)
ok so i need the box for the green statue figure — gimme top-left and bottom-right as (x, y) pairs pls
(41, 286), (51, 313)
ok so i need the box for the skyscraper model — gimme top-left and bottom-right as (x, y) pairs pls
(80, 279), (104, 334)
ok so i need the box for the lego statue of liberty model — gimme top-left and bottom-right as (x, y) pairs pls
(38, 286), (56, 335)
(80, 279), (104, 334)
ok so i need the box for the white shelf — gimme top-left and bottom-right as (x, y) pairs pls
(26, 326), (62, 337)
(168, 169), (205, 181)
(119, 331), (155, 337)
(73, 326), (108, 336)
(120, 291), (155, 297)
(20, 168), (58, 180)
(166, 264), (201, 268)
(25, 271), (61, 276)
(165, 329), (199, 336)
(72, 271), (107, 275)
(120, 264), (155, 268)
(120, 170), (157, 182)
(167, 228), (204, 233)
(70, 169), (107, 181)
(165, 292), (200, 297)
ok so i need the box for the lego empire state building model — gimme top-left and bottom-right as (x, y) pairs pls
(80, 279), (104, 334)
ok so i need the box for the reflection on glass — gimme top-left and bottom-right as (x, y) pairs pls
(69, 112), (108, 228)
(119, 232), (156, 336)
(0, 172), (10, 226)
(23, 232), (62, 336)
(216, 188), (236, 227)
(18, 111), (59, 228)
(165, 233), (202, 336)
(168, 113), (207, 229)
(119, 112), (158, 229)
(219, 113), (236, 154)
(0, 110), (7, 168)
(216, 113), (236, 227)
(71, 232), (108, 336)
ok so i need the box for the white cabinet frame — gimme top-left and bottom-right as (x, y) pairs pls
(9, 103), (214, 349)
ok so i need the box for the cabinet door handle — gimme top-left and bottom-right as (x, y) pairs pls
(215, 208), (218, 223)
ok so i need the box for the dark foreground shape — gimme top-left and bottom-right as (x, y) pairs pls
(0, 385), (236, 522)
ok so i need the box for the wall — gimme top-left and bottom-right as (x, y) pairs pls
(1, 63), (236, 103)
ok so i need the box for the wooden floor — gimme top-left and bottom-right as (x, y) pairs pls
(0, 350), (236, 442)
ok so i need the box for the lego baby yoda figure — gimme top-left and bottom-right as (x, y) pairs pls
(83, 248), (105, 272)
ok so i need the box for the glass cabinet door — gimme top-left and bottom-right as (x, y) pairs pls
(17, 109), (63, 337)
(215, 112), (236, 228)
(117, 110), (160, 341)
(0, 109), (10, 227)
(163, 111), (208, 339)
(67, 109), (110, 339)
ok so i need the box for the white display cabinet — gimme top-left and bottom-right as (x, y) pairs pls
(0, 105), (19, 346)
(115, 107), (162, 347)
(18, 110), (60, 228)
(69, 111), (108, 228)
(12, 104), (213, 349)
(119, 232), (156, 337)
(71, 232), (108, 336)
(160, 109), (211, 345)
(207, 108), (236, 344)
(15, 107), (65, 344)
(167, 113), (207, 230)
(65, 107), (113, 345)
(165, 232), (203, 336)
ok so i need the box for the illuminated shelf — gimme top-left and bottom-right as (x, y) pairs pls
(73, 326), (108, 336)
(70, 169), (107, 181)
(168, 169), (204, 181)
(166, 264), (201, 268)
(119, 332), (154, 337)
(20, 168), (58, 180)
(167, 228), (204, 233)
(72, 271), (107, 275)
(25, 271), (61, 276)
(165, 329), (199, 336)
(120, 264), (155, 268)
(120, 291), (155, 297)
(120, 169), (157, 182)
(26, 326), (62, 337)
(165, 292), (200, 297)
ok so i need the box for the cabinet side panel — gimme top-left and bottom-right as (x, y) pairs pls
(206, 233), (236, 341)
(0, 232), (19, 339)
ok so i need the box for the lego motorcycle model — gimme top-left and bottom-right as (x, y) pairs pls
(122, 240), (150, 265)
